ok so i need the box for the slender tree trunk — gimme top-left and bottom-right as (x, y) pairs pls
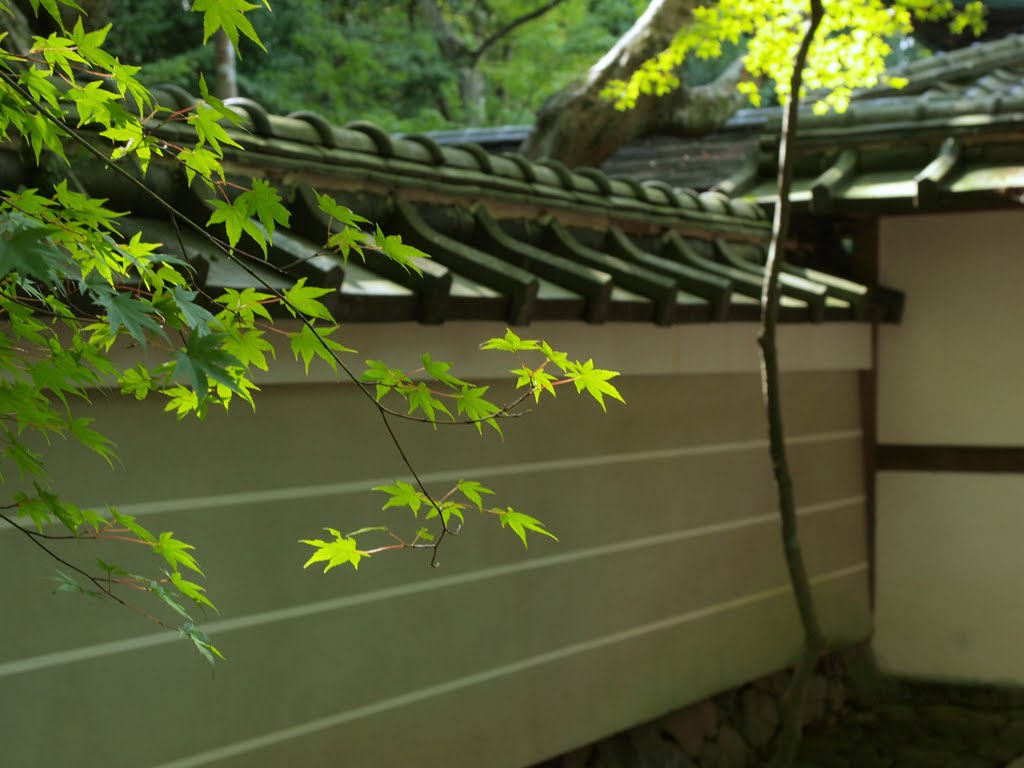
(0, 3), (32, 56)
(214, 29), (238, 99)
(759, 3), (826, 767)
(459, 67), (486, 126)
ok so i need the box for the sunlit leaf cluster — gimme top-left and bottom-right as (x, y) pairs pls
(606, 0), (986, 114)
(0, 0), (626, 662)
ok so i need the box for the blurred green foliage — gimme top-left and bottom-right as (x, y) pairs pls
(87, 0), (647, 130)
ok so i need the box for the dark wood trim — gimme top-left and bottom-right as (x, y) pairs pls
(851, 217), (879, 611)
(877, 445), (1024, 473)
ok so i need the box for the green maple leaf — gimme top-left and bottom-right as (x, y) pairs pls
(0, 223), (67, 288)
(497, 508), (558, 549)
(110, 508), (157, 544)
(565, 359), (624, 412)
(373, 480), (424, 516)
(198, 73), (245, 126)
(406, 382), (452, 424)
(300, 528), (368, 572)
(150, 581), (193, 621)
(361, 359), (410, 401)
(456, 385), (501, 436)
(288, 324), (354, 374)
(95, 558), (129, 578)
(172, 330), (243, 403)
(162, 385), (201, 420)
(373, 225), (426, 275)
(314, 191), (369, 229)
(425, 500), (465, 527)
(192, 0), (266, 49)
(215, 286), (274, 323)
(93, 288), (167, 347)
(154, 531), (204, 575)
(99, 121), (153, 169)
(178, 146), (221, 186)
(480, 328), (540, 354)
(53, 570), (104, 599)
(69, 17), (115, 68)
(170, 571), (217, 612)
(457, 480), (494, 511)
(422, 353), (468, 389)
(179, 621), (225, 665)
(172, 287), (219, 335)
(282, 278), (335, 321)
(325, 226), (365, 264)
(240, 179), (290, 243)
(511, 366), (558, 402)
(207, 196), (264, 253)
(67, 417), (116, 465)
(68, 80), (119, 128)
(540, 341), (570, 371)
(224, 328), (274, 371)
(189, 102), (243, 155)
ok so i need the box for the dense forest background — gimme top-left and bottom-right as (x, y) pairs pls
(28, 1), (937, 132)
(87, 0), (646, 129)
(69, 0), (788, 131)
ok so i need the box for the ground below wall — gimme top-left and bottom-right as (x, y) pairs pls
(534, 647), (1024, 768)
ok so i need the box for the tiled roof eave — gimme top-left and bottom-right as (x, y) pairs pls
(207, 142), (774, 244)
(29, 89), (897, 328)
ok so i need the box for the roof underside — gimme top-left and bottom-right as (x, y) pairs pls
(15, 87), (900, 325)
(724, 33), (1024, 214)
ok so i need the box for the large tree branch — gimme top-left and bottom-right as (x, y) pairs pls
(470, 0), (567, 63)
(522, 0), (755, 166)
(668, 56), (750, 134)
(758, 2), (826, 766)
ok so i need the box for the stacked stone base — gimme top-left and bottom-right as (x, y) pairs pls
(538, 652), (852, 768)
(535, 648), (1024, 768)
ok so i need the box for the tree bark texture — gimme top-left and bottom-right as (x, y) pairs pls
(522, 0), (749, 167)
(214, 29), (238, 100)
(758, 2), (826, 767)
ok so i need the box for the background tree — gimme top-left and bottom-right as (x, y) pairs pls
(524, 0), (988, 166)
(521, 0), (750, 165)
(10, 0), (642, 130)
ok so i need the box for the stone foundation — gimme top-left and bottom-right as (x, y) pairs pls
(536, 650), (855, 768)
(534, 647), (1024, 768)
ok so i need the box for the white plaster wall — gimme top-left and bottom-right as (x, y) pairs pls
(875, 472), (1024, 683)
(876, 209), (1024, 683)
(878, 209), (1024, 445)
(0, 370), (868, 768)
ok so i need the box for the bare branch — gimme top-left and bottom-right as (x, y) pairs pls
(470, 0), (567, 63)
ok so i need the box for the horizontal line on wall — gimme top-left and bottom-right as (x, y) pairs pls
(0, 495), (864, 678)
(2, 429), (861, 528)
(878, 444), (1024, 474)
(150, 562), (869, 768)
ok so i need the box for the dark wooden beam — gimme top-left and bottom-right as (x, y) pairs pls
(878, 445), (1024, 474)
(852, 218), (879, 611)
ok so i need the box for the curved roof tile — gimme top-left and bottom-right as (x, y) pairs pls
(26, 91), (897, 325)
